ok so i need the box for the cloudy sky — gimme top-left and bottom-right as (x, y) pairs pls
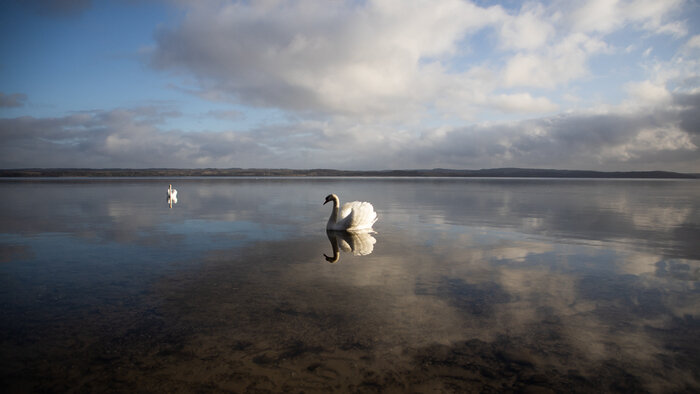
(1, 0), (699, 171)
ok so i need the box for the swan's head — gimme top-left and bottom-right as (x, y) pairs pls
(323, 194), (337, 205)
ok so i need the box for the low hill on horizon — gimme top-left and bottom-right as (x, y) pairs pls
(0, 167), (697, 179)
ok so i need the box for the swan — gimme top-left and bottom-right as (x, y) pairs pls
(167, 184), (178, 207)
(167, 184), (178, 199)
(323, 193), (377, 231)
(324, 230), (376, 263)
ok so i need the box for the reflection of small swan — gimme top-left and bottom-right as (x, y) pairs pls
(167, 194), (178, 207)
(167, 184), (178, 208)
(324, 230), (376, 263)
(324, 194), (377, 231)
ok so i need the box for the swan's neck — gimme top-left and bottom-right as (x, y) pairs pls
(327, 196), (340, 227)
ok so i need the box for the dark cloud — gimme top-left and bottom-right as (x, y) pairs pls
(406, 93), (700, 171)
(149, 4), (331, 113)
(1, 93), (699, 171)
(26, 0), (92, 17)
(0, 92), (27, 108)
(0, 107), (269, 168)
(674, 92), (700, 135)
(205, 109), (243, 121)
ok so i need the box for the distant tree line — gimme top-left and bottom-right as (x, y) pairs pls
(0, 167), (697, 178)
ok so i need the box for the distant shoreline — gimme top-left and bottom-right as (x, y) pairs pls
(0, 168), (697, 179)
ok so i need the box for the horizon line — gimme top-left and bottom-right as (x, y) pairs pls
(1, 167), (697, 179)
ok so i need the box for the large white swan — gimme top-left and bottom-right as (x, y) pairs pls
(323, 194), (377, 231)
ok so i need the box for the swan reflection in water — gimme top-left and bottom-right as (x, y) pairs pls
(324, 230), (376, 263)
(167, 194), (178, 208)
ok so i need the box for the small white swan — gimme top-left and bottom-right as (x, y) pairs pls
(167, 184), (178, 207)
(167, 184), (178, 199)
(323, 193), (377, 231)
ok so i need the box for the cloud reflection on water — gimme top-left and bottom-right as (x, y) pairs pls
(368, 178), (700, 260)
(2, 178), (698, 260)
(1, 178), (699, 392)
(149, 222), (699, 391)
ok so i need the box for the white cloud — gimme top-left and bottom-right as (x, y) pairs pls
(570, 0), (686, 36)
(626, 0), (687, 37)
(151, 0), (507, 117)
(498, 2), (554, 51)
(598, 125), (697, 162)
(153, 1), (613, 119)
(686, 35), (700, 50)
(624, 80), (672, 107)
(147, 0), (694, 123)
(489, 93), (558, 113)
(502, 33), (608, 88)
(570, 0), (620, 34)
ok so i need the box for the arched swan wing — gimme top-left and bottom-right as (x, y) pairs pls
(337, 201), (377, 231)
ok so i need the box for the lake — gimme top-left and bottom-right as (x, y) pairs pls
(1, 177), (699, 392)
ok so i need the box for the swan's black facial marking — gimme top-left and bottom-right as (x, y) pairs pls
(323, 194), (334, 205)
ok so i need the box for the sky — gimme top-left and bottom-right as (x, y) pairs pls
(1, 0), (699, 172)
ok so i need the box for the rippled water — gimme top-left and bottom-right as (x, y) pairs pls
(1, 177), (699, 392)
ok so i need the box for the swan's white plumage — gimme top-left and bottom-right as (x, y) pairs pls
(167, 184), (177, 198)
(167, 184), (178, 207)
(324, 194), (377, 231)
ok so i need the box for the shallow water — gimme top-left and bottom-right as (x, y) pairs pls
(1, 177), (699, 392)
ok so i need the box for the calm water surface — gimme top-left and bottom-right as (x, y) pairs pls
(1, 178), (699, 392)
